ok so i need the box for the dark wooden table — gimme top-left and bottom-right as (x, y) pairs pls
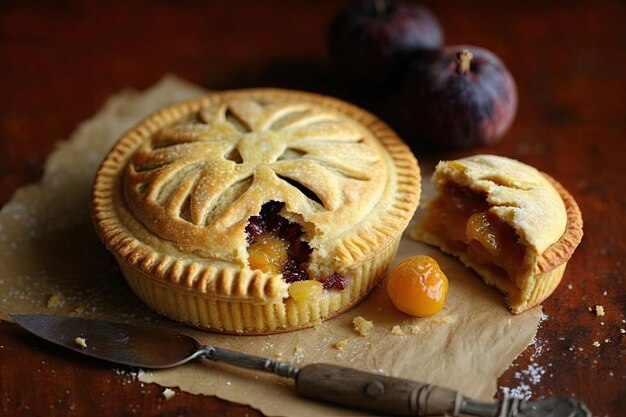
(1, 1), (624, 416)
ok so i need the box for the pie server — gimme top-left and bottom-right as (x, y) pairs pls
(11, 314), (591, 417)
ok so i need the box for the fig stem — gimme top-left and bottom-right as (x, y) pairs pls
(374, 0), (387, 16)
(457, 50), (473, 75)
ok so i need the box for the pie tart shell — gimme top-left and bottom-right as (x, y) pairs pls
(91, 88), (421, 334)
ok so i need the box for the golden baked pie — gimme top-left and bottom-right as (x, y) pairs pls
(411, 155), (582, 313)
(91, 89), (420, 333)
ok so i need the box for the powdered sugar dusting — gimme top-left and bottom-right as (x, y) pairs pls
(529, 312), (549, 360)
(500, 363), (547, 399)
(500, 311), (549, 399)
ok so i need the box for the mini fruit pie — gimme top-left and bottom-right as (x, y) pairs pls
(411, 155), (582, 313)
(91, 89), (421, 333)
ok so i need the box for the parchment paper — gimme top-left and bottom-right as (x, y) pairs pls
(0, 76), (541, 417)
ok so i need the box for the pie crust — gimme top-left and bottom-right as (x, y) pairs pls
(91, 89), (421, 333)
(411, 155), (582, 313)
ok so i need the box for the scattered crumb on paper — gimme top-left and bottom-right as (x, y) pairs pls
(292, 346), (304, 363)
(390, 325), (404, 336)
(333, 339), (348, 350)
(433, 315), (455, 324)
(352, 316), (373, 336)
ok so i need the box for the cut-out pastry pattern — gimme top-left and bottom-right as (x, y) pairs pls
(124, 97), (385, 263)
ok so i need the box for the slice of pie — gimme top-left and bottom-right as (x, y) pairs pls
(91, 89), (421, 333)
(411, 155), (582, 313)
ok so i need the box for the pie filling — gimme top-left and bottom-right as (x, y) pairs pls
(245, 201), (346, 290)
(422, 184), (525, 285)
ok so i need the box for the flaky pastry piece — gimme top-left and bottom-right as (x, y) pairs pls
(411, 155), (582, 313)
(91, 89), (420, 333)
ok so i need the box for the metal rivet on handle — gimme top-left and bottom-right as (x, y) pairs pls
(365, 380), (385, 397)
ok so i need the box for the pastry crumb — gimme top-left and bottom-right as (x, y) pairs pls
(333, 339), (348, 350)
(292, 345), (304, 362)
(620, 329), (625, 334)
(352, 316), (373, 336)
(46, 292), (64, 308)
(74, 337), (87, 348)
(409, 325), (421, 335)
(595, 305), (605, 317)
(390, 325), (404, 336)
(272, 352), (283, 359)
(162, 388), (175, 400)
(433, 315), (454, 324)
(592, 341), (600, 347)
(604, 338), (611, 343)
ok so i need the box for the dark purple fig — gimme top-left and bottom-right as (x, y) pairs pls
(327, 0), (443, 96)
(398, 45), (518, 150)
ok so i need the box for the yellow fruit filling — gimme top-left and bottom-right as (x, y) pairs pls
(247, 233), (289, 274)
(422, 184), (525, 283)
(288, 280), (323, 303)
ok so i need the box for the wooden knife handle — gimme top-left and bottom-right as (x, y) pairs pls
(296, 363), (462, 416)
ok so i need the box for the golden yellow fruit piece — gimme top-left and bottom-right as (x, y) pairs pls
(467, 212), (503, 257)
(387, 255), (449, 317)
(288, 280), (323, 303)
(247, 234), (288, 274)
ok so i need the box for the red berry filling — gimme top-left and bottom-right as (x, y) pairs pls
(322, 272), (347, 290)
